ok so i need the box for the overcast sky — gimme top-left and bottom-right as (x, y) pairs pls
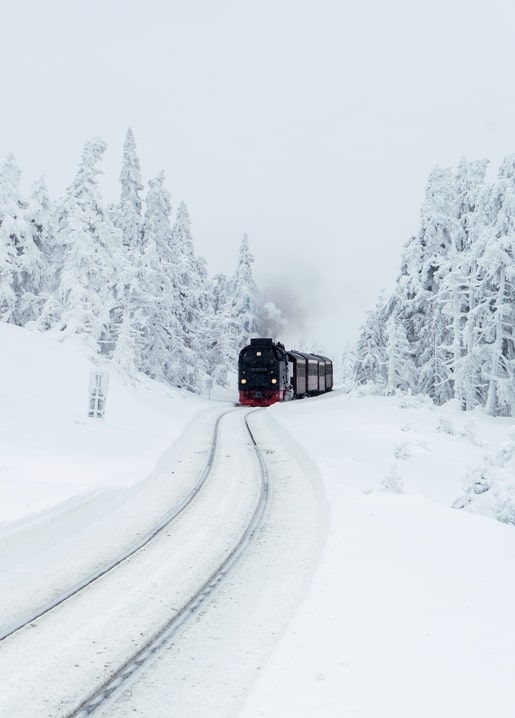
(2, 0), (515, 354)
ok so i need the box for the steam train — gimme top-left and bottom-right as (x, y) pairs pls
(238, 337), (333, 407)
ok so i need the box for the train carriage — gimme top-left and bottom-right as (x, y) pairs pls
(287, 350), (307, 397)
(305, 354), (319, 395)
(316, 356), (327, 393)
(316, 354), (334, 393)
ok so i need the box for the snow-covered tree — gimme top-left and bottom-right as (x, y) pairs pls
(203, 272), (233, 385)
(353, 298), (388, 389)
(0, 132), (288, 397)
(0, 156), (18, 322)
(384, 306), (415, 395)
(339, 342), (357, 392)
(454, 158), (488, 252)
(112, 127), (144, 252)
(202, 235), (262, 386)
(405, 168), (461, 399)
(230, 233), (261, 346)
(171, 201), (207, 358)
(352, 153), (515, 417)
(0, 156), (48, 325)
(40, 137), (123, 352)
(109, 129), (146, 369)
(21, 176), (53, 325)
(135, 173), (199, 389)
(472, 156), (515, 415)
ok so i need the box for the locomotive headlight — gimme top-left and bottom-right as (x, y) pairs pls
(241, 378), (247, 384)
(271, 378), (278, 384)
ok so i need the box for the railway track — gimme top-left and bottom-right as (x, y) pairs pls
(0, 409), (226, 643)
(70, 411), (270, 717)
(0, 407), (271, 718)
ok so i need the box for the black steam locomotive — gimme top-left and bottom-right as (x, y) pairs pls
(238, 337), (333, 407)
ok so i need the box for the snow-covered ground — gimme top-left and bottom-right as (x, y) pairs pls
(242, 394), (515, 718)
(2, 323), (515, 717)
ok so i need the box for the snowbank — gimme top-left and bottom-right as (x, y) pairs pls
(240, 390), (515, 718)
(0, 322), (215, 527)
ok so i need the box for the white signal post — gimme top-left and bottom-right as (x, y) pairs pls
(88, 369), (109, 418)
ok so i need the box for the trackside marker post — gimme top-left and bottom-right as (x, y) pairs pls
(205, 377), (213, 400)
(88, 369), (109, 418)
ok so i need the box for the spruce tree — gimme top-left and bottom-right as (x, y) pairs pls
(20, 176), (52, 325)
(353, 298), (388, 389)
(171, 201), (206, 360)
(137, 173), (198, 389)
(42, 137), (123, 352)
(203, 272), (233, 386)
(473, 155), (515, 415)
(110, 129), (145, 369)
(113, 127), (144, 251)
(230, 233), (261, 347)
(0, 155), (47, 326)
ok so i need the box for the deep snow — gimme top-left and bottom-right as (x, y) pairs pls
(2, 323), (515, 717)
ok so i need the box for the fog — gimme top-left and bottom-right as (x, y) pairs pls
(2, 0), (515, 353)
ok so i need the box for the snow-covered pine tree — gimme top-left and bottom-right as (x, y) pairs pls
(40, 137), (123, 352)
(446, 158), (489, 409)
(110, 239), (147, 374)
(384, 301), (415, 395)
(472, 155), (515, 415)
(112, 128), (144, 252)
(110, 129), (145, 370)
(353, 154), (515, 416)
(339, 342), (357, 393)
(0, 156), (19, 322)
(381, 167), (461, 402)
(171, 201), (207, 361)
(454, 158), (489, 252)
(136, 173), (199, 390)
(202, 272), (233, 386)
(230, 233), (261, 346)
(415, 167), (459, 293)
(203, 234), (262, 387)
(353, 297), (388, 390)
(0, 155), (48, 326)
(22, 176), (53, 326)
(412, 167), (462, 401)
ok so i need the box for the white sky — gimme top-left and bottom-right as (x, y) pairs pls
(2, 0), (515, 352)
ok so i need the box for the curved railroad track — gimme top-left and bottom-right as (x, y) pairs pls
(69, 410), (269, 717)
(0, 407), (271, 718)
